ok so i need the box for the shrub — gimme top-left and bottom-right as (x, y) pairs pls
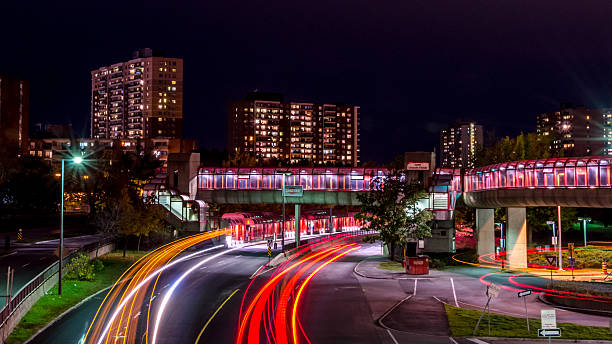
(65, 253), (95, 281)
(91, 259), (104, 272)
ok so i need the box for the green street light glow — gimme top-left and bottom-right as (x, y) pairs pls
(73, 156), (83, 164)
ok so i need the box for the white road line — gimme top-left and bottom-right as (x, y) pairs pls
(450, 277), (459, 307)
(413, 279), (418, 296)
(449, 337), (459, 344)
(467, 338), (490, 344)
(386, 329), (399, 344)
(22, 263), (30, 268)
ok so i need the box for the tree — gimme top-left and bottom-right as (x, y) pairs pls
(355, 170), (434, 259)
(474, 132), (561, 167)
(526, 206), (578, 234)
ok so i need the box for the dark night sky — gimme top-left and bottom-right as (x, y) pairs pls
(3, 1), (612, 163)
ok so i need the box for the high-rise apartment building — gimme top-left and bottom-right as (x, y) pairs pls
(228, 92), (360, 166)
(536, 104), (604, 156)
(0, 75), (29, 156)
(439, 121), (483, 168)
(91, 49), (183, 140)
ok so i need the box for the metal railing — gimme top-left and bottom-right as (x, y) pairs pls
(0, 237), (114, 328)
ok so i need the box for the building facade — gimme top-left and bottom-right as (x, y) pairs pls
(228, 93), (360, 166)
(28, 137), (196, 171)
(536, 104), (605, 156)
(91, 48), (183, 141)
(0, 75), (29, 156)
(439, 121), (483, 168)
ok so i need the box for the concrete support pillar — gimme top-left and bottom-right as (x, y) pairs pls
(476, 208), (495, 257)
(507, 207), (528, 268)
(295, 204), (301, 246)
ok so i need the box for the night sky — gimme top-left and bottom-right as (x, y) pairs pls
(3, 1), (612, 163)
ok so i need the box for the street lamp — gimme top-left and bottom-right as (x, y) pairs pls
(495, 222), (504, 269)
(578, 217), (591, 247)
(276, 170), (291, 252)
(58, 156), (83, 295)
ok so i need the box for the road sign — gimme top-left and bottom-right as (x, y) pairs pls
(551, 236), (557, 245)
(267, 247), (271, 257)
(541, 309), (557, 329)
(518, 290), (531, 298)
(568, 243), (575, 258)
(546, 256), (557, 266)
(546, 221), (555, 225)
(487, 283), (500, 298)
(283, 185), (303, 197)
(538, 328), (561, 337)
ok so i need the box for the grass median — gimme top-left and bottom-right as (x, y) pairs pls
(6, 251), (145, 344)
(445, 304), (612, 340)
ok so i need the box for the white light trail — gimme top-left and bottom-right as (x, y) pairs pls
(93, 245), (224, 344)
(150, 247), (241, 344)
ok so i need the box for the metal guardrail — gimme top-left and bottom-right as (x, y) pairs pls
(0, 237), (114, 328)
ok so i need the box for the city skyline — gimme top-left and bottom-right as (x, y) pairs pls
(4, 2), (612, 163)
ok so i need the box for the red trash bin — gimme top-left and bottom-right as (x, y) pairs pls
(406, 256), (429, 275)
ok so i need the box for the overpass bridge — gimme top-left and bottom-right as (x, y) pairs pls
(463, 156), (612, 268)
(147, 154), (612, 263)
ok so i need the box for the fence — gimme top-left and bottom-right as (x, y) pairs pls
(0, 237), (115, 342)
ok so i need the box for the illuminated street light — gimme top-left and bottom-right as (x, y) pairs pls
(58, 155), (83, 295)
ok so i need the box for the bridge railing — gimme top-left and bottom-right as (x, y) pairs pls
(197, 167), (388, 192)
(465, 156), (612, 192)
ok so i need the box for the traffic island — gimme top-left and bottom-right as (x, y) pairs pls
(445, 305), (612, 341)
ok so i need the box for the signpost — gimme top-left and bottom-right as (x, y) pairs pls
(546, 256), (556, 284)
(474, 283), (499, 335)
(540, 309), (560, 343)
(517, 290), (532, 332)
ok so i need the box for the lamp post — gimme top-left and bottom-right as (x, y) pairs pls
(557, 206), (563, 271)
(276, 170), (291, 252)
(578, 217), (591, 247)
(495, 222), (504, 269)
(58, 156), (83, 295)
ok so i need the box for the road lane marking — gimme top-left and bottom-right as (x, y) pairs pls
(450, 277), (459, 307)
(467, 338), (490, 344)
(386, 329), (399, 344)
(22, 263), (30, 268)
(194, 289), (240, 344)
(413, 279), (418, 296)
(449, 337), (459, 344)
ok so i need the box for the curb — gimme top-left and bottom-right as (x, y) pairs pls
(23, 285), (113, 344)
(376, 294), (413, 330)
(354, 257), (410, 280)
(473, 337), (612, 343)
(538, 294), (612, 317)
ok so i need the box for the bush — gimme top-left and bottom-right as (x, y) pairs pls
(92, 259), (104, 272)
(65, 253), (95, 281)
(430, 258), (447, 269)
(529, 248), (612, 269)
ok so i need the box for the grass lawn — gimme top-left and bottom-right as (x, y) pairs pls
(528, 248), (612, 269)
(378, 260), (405, 271)
(6, 252), (142, 344)
(445, 305), (612, 340)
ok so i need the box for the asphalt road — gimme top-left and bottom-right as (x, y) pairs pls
(0, 235), (105, 298)
(27, 240), (612, 344)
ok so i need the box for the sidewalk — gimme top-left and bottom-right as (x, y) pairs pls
(353, 248), (612, 344)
